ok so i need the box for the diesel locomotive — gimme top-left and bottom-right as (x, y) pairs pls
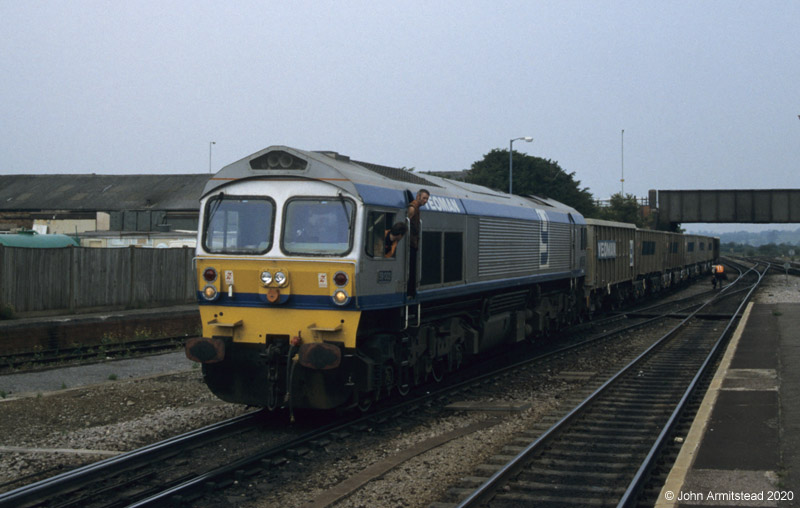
(185, 146), (717, 411)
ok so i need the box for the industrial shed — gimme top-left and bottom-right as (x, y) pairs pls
(0, 174), (210, 245)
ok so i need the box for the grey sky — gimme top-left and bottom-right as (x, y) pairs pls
(2, 1), (798, 230)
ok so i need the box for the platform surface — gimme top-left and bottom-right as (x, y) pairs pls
(657, 302), (800, 507)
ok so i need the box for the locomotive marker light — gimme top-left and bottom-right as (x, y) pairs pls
(333, 271), (348, 286)
(203, 267), (217, 283)
(509, 136), (533, 194)
(201, 267), (219, 300)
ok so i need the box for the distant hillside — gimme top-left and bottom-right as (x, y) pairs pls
(692, 227), (800, 246)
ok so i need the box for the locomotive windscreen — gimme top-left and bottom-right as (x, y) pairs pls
(282, 198), (355, 255)
(203, 195), (274, 254)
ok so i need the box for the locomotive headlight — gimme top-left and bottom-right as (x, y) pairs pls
(260, 271), (272, 285)
(274, 271), (287, 286)
(202, 285), (219, 301)
(332, 289), (349, 306)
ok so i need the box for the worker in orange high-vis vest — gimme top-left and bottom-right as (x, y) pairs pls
(712, 264), (726, 289)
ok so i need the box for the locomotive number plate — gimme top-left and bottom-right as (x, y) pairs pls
(224, 270), (234, 285)
(318, 273), (328, 288)
(377, 270), (392, 284)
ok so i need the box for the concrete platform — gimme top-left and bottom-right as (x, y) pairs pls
(0, 304), (200, 354)
(0, 305), (200, 398)
(657, 302), (800, 507)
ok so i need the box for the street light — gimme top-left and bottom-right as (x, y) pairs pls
(509, 136), (533, 194)
(208, 141), (216, 174)
(620, 129), (624, 195)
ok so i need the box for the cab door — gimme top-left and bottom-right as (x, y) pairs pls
(363, 210), (407, 303)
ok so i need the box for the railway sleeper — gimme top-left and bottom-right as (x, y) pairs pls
(495, 490), (619, 506)
(514, 468), (627, 483)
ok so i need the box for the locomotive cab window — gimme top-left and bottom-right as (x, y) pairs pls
(282, 198), (354, 256)
(366, 211), (397, 258)
(203, 195), (274, 254)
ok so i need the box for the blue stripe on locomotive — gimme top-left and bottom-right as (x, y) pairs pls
(197, 268), (583, 312)
(354, 183), (584, 225)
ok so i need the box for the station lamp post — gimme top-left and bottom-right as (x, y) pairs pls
(208, 141), (216, 174)
(509, 136), (533, 194)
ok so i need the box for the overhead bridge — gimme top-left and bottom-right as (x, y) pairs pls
(651, 189), (800, 229)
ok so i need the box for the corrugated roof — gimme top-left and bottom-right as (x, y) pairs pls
(0, 174), (210, 211)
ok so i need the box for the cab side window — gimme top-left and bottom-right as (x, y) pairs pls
(365, 211), (395, 258)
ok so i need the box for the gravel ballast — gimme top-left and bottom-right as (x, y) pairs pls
(1, 273), (797, 505)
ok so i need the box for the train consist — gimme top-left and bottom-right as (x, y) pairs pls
(185, 146), (718, 411)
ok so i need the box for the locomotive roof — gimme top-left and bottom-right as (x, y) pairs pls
(205, 146), (583, 222)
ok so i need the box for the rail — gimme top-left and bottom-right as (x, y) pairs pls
(454, 262), (766, 507)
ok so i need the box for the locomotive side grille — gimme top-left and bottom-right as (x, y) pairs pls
(478, 218), (538, 277)
(547, 222), (572, 271)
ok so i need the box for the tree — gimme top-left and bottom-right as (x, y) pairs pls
(597, 192), (651, 228)
(467, 149), (597, 216)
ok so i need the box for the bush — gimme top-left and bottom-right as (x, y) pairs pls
(0, 303), (15, 320)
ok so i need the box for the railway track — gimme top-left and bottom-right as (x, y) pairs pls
(0, 274), (744, 507)
(0, 337), (188, 374)
(443, 262), (766, 507)
(0, 410), (267, 508)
